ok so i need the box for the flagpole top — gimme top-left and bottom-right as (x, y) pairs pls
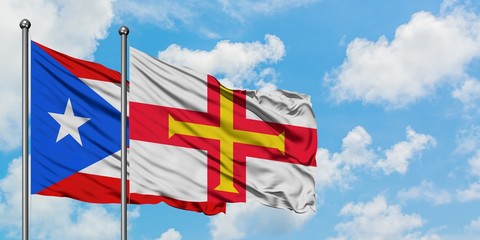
(19, 19), (31, 29)
(119, 26), (129, 36)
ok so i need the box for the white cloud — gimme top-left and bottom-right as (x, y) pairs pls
(8, 0), (114, 59)
(115, 0), (195, 29)
(316, 148), (353, 190)
(217, 0), (319, 21)
(434, 216), (480, 240)
(326, 8), (480, 108)
(440, 0), (460, 13)
(457, 182), (480, 202)
(328, 196), (432, 240)
(468, 150), (480, 177)
(316, 126), (435, 190)
(339, 126), (376, 167)
(0, 158), (119, 239)
(316, 126), (375, 189)
(397, 180), (452, 205)
(455, 125), (480, 154)
(115, 1), (320, 38)
(456, 147), (480, 202)
(157, 34), (285, 90)
(128, 206), (140, 219)
(375, 127), (436, 175)
(155, 228), (182, 240)
(0, 158), (23, 233)
(452, 78), (480, 111)
(465, 217), (480, 233)
(209, 201), (314, 240)
(403, 232), (442, 240)
(0, 0), (115, 151)
(32, 202), (119, 240)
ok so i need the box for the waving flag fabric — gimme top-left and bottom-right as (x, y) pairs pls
(129, 48), (317, 213)
(31, 42), (225, 215)
(31, 41), (123, 202)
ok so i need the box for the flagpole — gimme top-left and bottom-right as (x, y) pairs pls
(20, 19), (31, 240)
(119, 25), (129, 240)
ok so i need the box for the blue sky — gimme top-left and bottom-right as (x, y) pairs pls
(1, 0), (480, 239)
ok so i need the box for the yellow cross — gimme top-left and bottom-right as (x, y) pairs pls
(168, 85), (285, 193)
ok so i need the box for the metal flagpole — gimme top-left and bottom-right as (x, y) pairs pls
(119, 25), (129, 240)
(20, 18), (31, 240)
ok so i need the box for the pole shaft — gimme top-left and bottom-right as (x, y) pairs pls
(20, 19), (31, 240)
(119, 26), (129, 240)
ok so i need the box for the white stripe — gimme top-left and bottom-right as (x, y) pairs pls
(130, 48), (208, 112)
(80, 78), (121, 110)
(129, 140), (208, 202)
(79, 150), (121, 178)
(246, 157), (316, 213)
(245, 90), (316, 128)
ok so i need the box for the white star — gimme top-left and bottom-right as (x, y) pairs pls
(49, 98), (90, 146)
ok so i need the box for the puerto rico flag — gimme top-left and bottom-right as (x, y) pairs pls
(31, 41), (225, 215)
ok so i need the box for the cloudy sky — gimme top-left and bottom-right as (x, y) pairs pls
(1, 0), (480, 239)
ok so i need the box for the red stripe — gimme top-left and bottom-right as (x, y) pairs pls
(33, 41), (121, 83)
(129, 193), (225, 215)
(38, 172), (120, 203)
(37, 172), (225, 215)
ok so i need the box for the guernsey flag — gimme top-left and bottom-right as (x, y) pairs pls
(129, 48), (317, 213)
(31, 41), (225, 215)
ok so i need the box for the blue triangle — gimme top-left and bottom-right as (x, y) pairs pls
(31, 43), (121, 194)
